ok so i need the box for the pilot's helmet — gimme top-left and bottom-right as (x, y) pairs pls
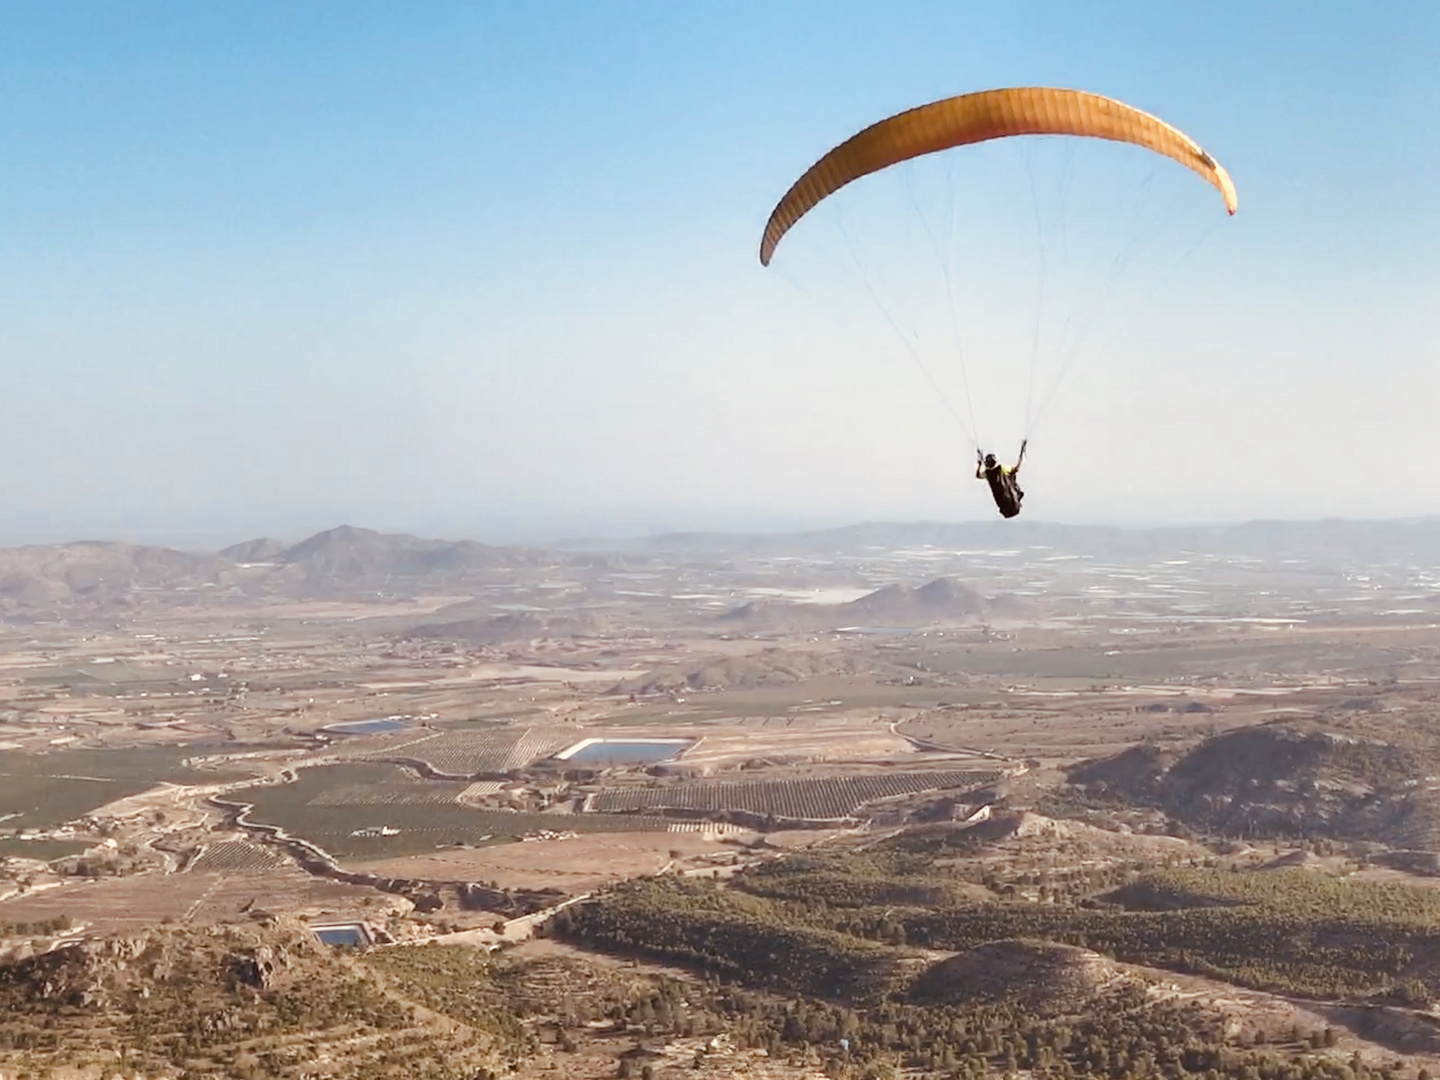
(984, 454), (997, 468)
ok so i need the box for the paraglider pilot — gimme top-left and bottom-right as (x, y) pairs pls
(977, 440), (1026, 519)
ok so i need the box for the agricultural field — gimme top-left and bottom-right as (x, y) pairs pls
(237, 763), (674, 860)
(588, 769), (1003, 821)
(0, 837), (91, 861)
(0, 865), (397, 934)
(0, 745), (252, 830)
(186, 838), (287, 874)
(344, 725), (573, 775)
(349, 827), (757, 893)
(307, 772), (472, 806)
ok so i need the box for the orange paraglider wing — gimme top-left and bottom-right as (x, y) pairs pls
(760, 87), (1236, 266)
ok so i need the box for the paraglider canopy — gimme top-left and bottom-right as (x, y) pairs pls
(760, 86), (1236, 267)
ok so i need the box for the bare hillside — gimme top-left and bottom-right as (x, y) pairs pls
(720, 577), (1024, 632)
(1070, 723), (1440, 846)
(0, 541), (223, 608)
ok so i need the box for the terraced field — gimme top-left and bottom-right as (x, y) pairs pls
(187, 839), (287, 874)
(588, 770), (1002, 821)
(346, 726), (571, 776)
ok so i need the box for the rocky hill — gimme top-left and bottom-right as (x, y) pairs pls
(250, 525), (533, 587)
(219, 536), (289, 563)
(1070, 723), (1440, 846)
(0, 541), (223, 607)
(719, 577), (1023, 632)
(0, 920), (513, 1078)
(910, 939), (1137, 1012)
(0, 526), (545, 613)
(844, 578), (990, 620)
(1067, 743), (1181, 801)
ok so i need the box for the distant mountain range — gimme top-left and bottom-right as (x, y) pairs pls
(0, 525), (534, 609)
(1, 518), (1437, 616)
(0, 541), (221, 607)
(555, 516), (1440, 563)
(219, 524), (534, 581)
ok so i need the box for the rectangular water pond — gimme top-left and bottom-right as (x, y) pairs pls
(556, 738), (694, 767)
(313, 923), (372, 947)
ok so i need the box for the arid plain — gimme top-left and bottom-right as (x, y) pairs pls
(4, 519), (1440, 1079)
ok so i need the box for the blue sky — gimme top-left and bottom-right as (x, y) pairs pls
(2, 2), (1437, 544)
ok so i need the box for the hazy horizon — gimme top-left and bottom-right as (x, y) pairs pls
(4, 3), (1437, 542)
(6, 508), (1440, 555)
